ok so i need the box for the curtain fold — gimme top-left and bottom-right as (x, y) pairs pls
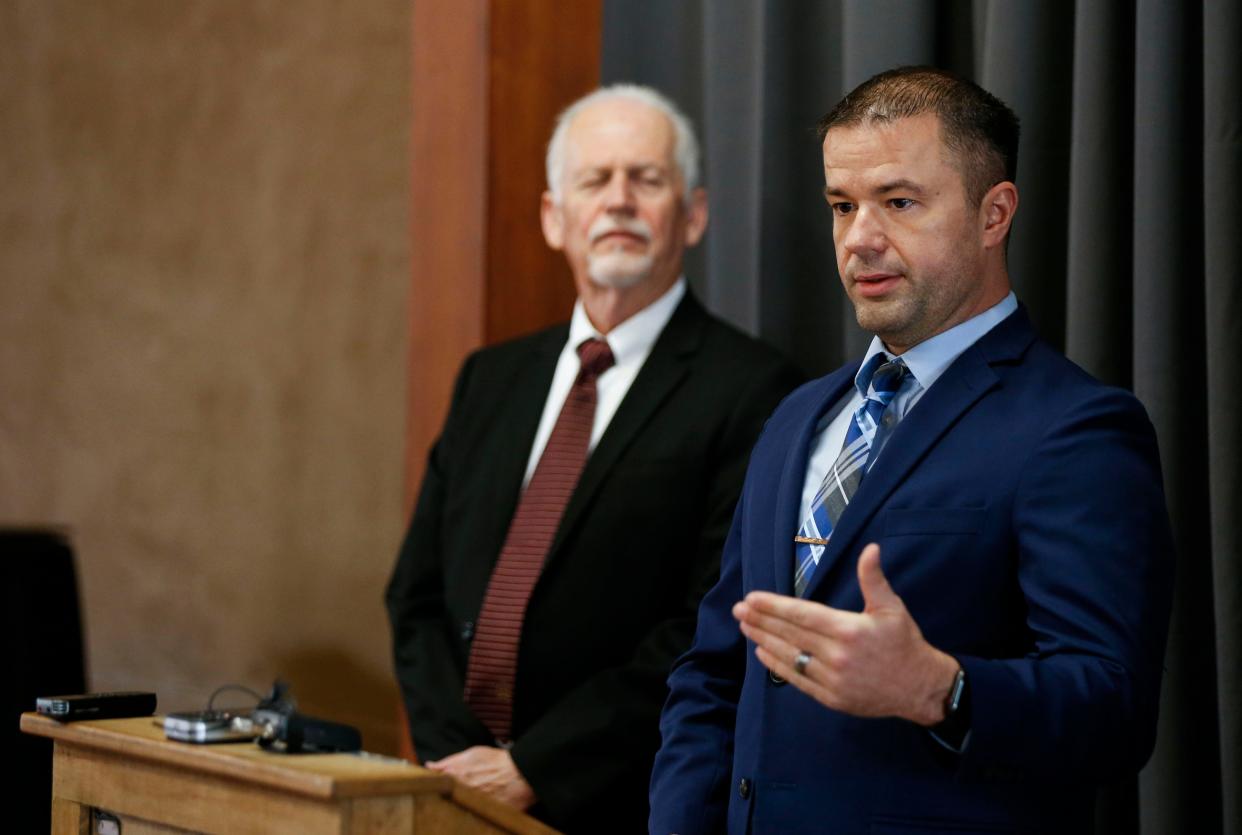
(1203, 2), (1242, 833)
(1065, 1), (1133, 388)
(1132, 4), (1219, 833)
(701, 0), (766, 333)
(602, 1), (1238, 832)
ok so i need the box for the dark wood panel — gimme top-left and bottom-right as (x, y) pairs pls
(406, 0), (603, 504)
(402, 0), (602, 763)
(407, 0), (489, 502)
(485, 0), (602, 345)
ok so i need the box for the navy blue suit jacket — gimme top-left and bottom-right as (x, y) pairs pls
(650, 307), (1174, 835)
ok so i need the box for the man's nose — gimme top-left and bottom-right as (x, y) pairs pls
(841, 206), (887, 256)
(602, 171), (636, 213)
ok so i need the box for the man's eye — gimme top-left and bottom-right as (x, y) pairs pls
(831, 202), (855, 215)
(889, 198), (914, 209)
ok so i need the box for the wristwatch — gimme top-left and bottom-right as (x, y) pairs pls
(931, 666), (971, 749)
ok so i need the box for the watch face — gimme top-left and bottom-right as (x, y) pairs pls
(932, 668), (971, 750)
(946, 668), (966, 712)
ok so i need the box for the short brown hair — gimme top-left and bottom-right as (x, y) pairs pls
(817, 66), (1020, 208)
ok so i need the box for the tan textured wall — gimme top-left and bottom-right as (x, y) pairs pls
(0, 2), (410, 752)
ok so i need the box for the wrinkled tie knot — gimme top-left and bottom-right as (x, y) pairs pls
(858, 355), (908, 398)
(870, 360), (907, 394)
(577, 338), (615, 381)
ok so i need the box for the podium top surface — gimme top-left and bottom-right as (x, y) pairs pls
(20, 711), (448, 801)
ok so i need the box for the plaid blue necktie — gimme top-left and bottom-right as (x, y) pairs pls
(793, 355), (909, 596)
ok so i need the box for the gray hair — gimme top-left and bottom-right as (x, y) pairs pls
(545, 84), (701, 205)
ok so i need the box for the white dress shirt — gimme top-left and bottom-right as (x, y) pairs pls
(522, 278), (687, 485)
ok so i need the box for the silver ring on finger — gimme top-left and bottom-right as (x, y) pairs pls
(793, 650), (812, 676)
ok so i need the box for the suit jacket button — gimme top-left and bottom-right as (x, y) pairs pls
(737, 777), (751, 800)
(769, 669), (786, 686)
(461, 621), (475, 640)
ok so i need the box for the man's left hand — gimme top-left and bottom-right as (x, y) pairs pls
(733, 542), (959, 726)
(425, 746), (537, 810)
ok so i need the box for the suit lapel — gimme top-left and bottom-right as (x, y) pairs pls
(803, 307), (1037, 600)
(481, 328), (565, 551)
(544, 294), (705, 565)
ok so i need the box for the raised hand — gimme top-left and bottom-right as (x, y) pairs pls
(732, 542), (959, 725)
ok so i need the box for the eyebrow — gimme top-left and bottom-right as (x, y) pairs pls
(579, 163), (667, 173)
(823, 178), (929, 199)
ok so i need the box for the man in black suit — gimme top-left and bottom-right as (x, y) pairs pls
(385, 85), (802, 833)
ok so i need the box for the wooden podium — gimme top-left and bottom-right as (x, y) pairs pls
(21, 712), (560, 834)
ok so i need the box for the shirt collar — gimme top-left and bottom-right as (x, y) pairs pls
(567, 277), (686, 365)
(856, 291), (1019, 393)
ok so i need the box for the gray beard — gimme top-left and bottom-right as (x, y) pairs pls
(587, 251), (654, 289)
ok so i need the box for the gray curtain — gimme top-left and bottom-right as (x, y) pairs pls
(602, 2), (1240, 832)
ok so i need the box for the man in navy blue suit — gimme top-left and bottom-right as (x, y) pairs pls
(649, 67), (1175, 834)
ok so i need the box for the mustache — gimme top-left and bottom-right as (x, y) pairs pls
(589, 216), (652, 244)
(846, 258), (903, 279)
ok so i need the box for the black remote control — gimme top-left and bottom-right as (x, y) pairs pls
(36, 691), (158, 721)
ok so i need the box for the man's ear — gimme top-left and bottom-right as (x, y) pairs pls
(980, 181), (1018, 250)
(683, 187), (709, 247)
(541, 191), (565, 250)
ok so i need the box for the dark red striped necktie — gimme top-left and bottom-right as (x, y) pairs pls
(463, 337), (615, 743)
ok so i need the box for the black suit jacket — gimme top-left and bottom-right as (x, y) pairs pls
(386, 292), (802, 833)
